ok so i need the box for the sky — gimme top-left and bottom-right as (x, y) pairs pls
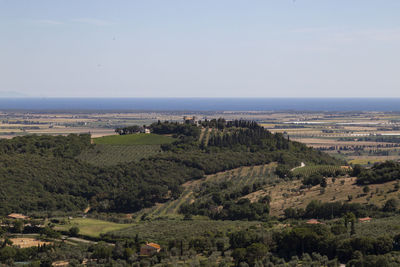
(0, 0), (400, 98)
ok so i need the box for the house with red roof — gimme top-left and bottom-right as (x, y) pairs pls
(140, 242), (161, 256)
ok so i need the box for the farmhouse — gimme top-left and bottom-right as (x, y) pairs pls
(359, 217), (372, 223)
(7, 213), (29, 220)
(306, 219), (322, 225)
(140, 242), (161, 256)
(52, 261), (69, 267)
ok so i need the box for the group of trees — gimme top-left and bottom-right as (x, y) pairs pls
(284, 200), (377, 220)
(180, 197), (270, 221)
(207, 128), (290, 151)
(356, 161), (400, 185)
(149, 121), (200, 138)
(114, 125), (145, 135)
(0, 133), (91, 158)
(200, 118), (262, 130)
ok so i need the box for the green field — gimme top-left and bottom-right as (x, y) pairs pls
(93, 133), (175, 145)
(55, 218), (134, 238)
(77, 144), (162, 166)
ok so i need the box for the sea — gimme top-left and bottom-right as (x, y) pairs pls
(0, 98), (400, 112)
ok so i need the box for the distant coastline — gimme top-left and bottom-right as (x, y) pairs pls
(0, 97), (400, 112)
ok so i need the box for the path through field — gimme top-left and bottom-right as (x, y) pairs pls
(130, 162), (277, 221)
(291, 162), (305, 171)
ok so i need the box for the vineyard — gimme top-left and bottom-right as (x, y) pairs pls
(291, 165), (345, 177)
(106, 220), (260, 246)
(77, 144), (162, 166)
(130, 163), (278, 221)
(93, 133), (175, 145)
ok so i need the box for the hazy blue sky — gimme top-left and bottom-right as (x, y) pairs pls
(1, 0), (400, 97)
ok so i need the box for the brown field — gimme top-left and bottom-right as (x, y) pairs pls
(243, 177), (400, 217)
(9, 237), (52, 248)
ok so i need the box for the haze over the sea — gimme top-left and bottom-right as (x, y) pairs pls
(0, 98), (400, 112)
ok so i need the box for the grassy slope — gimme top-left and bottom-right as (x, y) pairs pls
(253, 177), (400, 217)
(55, 218), (134, 238)
(93, 133), (175, 145)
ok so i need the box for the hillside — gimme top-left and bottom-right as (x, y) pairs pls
(0, 120), (342, 216)
(128, 163), (278, 221)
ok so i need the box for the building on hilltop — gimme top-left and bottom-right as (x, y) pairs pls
(140, 242), (161, 256)
(183, 116), (198, 125)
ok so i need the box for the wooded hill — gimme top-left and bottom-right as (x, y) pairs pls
(0, 120), (341, 216)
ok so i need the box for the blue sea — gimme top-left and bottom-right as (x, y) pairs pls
(0, 98), (400, 112)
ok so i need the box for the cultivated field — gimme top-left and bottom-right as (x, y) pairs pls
(106, 220), (261, 246)
(77, 144), (162, 166)
(93, 133), (175, 145)
(130, 163), (278, 221)
(55, 218), (134, 238)
(9, 237), (52, 248)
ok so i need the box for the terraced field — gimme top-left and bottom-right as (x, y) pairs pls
(106, 220), (260, 246)
(93, 133), (175, 145)
(77, 144), (162, 166)
(292, 165), (345, 176)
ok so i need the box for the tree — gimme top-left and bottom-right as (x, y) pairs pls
(350, 221), (356, 236)
(383, 198), (399, 212)
(68, 226), (80, 237)
(92, 242), (113, 260)
(232, 248), (246, 266)
(0, 246), (17, 262)
(246, 243), (268, 264)
(344, 212), (356, 229)
(12, 220), (24, 233)
(352, 164), (363, 177)
(363, 186), (370, 194)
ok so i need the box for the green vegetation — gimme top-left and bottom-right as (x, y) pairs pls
(77, 144), (161, 166)
(93, 133), (175, 145)
(357, 161), (400, 185)
(55, 218), (134, 237)
(104, 220), (259, 245)
(284, 200), (379, 220)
